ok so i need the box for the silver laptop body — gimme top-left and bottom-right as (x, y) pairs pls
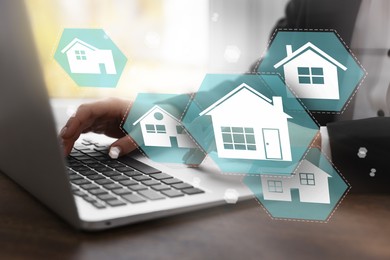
(0, 0), (252, 230)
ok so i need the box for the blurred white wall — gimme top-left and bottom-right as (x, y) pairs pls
(209, 0), (288, 72)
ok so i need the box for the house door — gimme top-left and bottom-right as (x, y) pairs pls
(170, 136), (178, 148)
(262, 128), (282, 160)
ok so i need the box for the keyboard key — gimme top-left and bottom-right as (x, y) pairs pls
(105, 162), (124, 168)
(71, 179), (91, 185)
(70, 151), (84, 157)
(97, 194), (117, 201)
(102, 171), (121, 177)
(73, 190), (87, 197)
(72, 166), (90, 172)
(161, 189), (184, 198)
(151, 184), (171, 191)
(79, 159), (96, 164)
(112, 175), (129, 181)
(73, 156), (91, 161)
(112, 188), (132, 195)
(142, 179), (160, 186)
(83, 196), (97, 203)
(106, 199), (127, 207)
(69, 174), (83, 180)
(89, 188), (108, 195)
(138, 189), (165, 200)
(161, 178), (183, 185)
(95, 155), (110, 161)
(128, 184), (148, 191)
(94, 167), (114, 173)
(115, 166), (133, 172)
(67, 161), (82, 167)
(150, 173), (172, 180)
(172, 183), (193, 190)
(95, 179), (114, 185)
(182, 188), (205, 195)
(122, 194), (147, 203)
(103, 183), (122, 190)
(86, 163), (105, 168)
(122, 171), (141, 177)
(119, 179), (138, 186)
(133, 175), (151, 181)
(119, 157), (161, 174)
(78, 170), (97, 176)
(87, 174), (105, 181)
(92, 202), (106, 209)
(81, 183), (99, 190)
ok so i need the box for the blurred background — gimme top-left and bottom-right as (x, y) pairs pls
(26, 0), (288, 100)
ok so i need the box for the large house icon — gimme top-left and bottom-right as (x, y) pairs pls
(261, 159), (332, 204)
(199, 83), (292, 161)
(274, 42), (347, 100)
(61, 38), (117, 75)
(133, 105), (196, 148)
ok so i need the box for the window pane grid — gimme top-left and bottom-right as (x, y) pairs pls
(75, 50), (87, 60)
(145, 124), (166, 134)
(297, 67), (324, 85)
(221, 126), (256, 151)
(268, 180), (283, 193)
(299, 173), (315, 186)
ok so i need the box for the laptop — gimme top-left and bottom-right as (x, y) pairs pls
(0, 1), (253, 230)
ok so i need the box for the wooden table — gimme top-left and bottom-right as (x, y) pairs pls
(0, 172), (389, 260)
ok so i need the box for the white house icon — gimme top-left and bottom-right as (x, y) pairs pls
(274, 42), (347, 100)
(199, 83), (292, 161)
(61, 38), (117, 75)
(133, 105), (196, 148)
(261, 159), (332, 204)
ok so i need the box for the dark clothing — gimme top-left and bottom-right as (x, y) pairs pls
(275, 0), (389, 193)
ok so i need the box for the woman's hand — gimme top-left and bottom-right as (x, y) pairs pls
(59, 98), (137, 158)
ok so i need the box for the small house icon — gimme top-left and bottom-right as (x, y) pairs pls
(261, 159), (332, 204)
(61, 38), (117, 75)
(133, 105), (196, 148)
(274, 42), (347, 100)
(199, 83), (292, 161)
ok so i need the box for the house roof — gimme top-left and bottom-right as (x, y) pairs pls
(61, 38), (98, 54)
(133, 105), (180, 126)
(199, 83), (291, 118)
(273, 42), (347, 71)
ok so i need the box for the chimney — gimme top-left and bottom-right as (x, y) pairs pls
(272, 96), (284, 112)
(286, 45), (293, 56)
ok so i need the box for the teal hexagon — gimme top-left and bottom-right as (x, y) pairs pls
(244, 148), (350, 221)
(258, 30), (366, 112)
(122, 93), (205, 165)
(54, 28), (127, 88)
(181, 73), (319, 175)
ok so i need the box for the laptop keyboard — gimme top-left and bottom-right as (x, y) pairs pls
(67, 139), (205, 209)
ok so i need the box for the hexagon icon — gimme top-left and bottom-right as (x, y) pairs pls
(122, 93), (205, 165)
(258, 29), (366, 112)
(54, 28), (127, 88)
(181, 73), (319, 175)
(244, 148), (350, 221)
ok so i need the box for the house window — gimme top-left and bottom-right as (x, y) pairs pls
(75, 50), (87, 60)
(145, 124), (166, 134)
(267, 180), (283, 193)
(176, 125), (185, 134)
(297, 67), (324, 85)
(221, 126), (256, 151)
(299, 173), (315, 186)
